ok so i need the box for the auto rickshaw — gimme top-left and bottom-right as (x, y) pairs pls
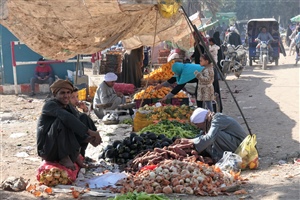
(247, 18), (286, 69)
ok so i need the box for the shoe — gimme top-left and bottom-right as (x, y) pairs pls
(29, 92), (35, 97)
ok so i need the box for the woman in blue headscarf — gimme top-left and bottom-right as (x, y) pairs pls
(155, 60), (204, 106)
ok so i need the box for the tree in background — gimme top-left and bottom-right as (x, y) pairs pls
(181, 0), (299, 30)
(219, 0), (299, 27)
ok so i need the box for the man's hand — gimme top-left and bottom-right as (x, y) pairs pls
(87, 130), (102, 147)
(116, 92), (123, 98)
(160, 96), (167, 103)
(155, 84), (163, 90)
(78, 101), (88, 112)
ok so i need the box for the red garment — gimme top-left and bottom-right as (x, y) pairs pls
(34, 65), (52, 78)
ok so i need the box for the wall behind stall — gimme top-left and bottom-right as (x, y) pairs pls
(0, 25), (76, 85)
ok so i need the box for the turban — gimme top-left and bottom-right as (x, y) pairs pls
(50, 79), (74, 94)
(190, 108), (208, 123)
(104, 72), (118, 82)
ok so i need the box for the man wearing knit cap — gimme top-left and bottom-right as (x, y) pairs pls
(37, 79), (102, 170)
(93, 72), (125, 119)
(178, 108), (248, 162)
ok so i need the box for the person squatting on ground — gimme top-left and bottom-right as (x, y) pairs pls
(175, 108), (248, 163)
(69, 87), (97, 157)
(93, 72), (125, 119)
(194, 54), (215, 112)
(30, 58), (54, 97)
(36, 79), (102, 170)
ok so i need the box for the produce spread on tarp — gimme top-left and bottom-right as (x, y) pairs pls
(0, 1), (259, 199)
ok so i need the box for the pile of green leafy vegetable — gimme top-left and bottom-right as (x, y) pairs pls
(108, 192), (169, 200)
(139, 120), (199, 139)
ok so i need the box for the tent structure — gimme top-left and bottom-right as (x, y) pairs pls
(290, 14), (300, 23)
(0, 0), (204, 60)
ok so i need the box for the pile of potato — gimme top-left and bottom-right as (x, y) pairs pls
(111, 159), (241, 196)
(38, 168), (71, 186)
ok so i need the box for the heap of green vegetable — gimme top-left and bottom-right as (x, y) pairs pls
(139, 120), (199, 139)
(108, 192), (169, 200)
(100, 132), (176, 165)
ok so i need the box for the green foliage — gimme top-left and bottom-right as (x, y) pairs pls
(218, 0), (299, 26)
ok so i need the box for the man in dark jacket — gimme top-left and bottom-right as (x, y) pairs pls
(225, 26), (242, 46)
(37, 79), (102, 170)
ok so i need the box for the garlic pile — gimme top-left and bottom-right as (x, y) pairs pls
(38, 168), (71, 186)
(111, 160), (240, 196)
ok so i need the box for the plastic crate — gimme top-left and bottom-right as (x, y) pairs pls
(171, 98), (189, 106)
(152, 98), (171, 104)
(134, 99), (152, 108)
(89, 86), (97, 98)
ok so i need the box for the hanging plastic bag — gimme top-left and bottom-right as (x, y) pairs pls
(235, 134), (259, 170)
(215, 151), (242, 174)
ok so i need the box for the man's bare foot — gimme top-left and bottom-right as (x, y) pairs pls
(75, 156), (99, 169)
(75, 156), (88, 168)
(59, 156), (76, 171)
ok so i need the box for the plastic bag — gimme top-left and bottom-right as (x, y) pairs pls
(36, 156), (83, 186)
(215, 151), (242, 174)
(235, 134), (259, 170)
(133, 111), (153, 132)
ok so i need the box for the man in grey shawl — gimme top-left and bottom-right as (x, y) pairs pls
(176, 108), (248, 162)
(93, 72), (125, 119)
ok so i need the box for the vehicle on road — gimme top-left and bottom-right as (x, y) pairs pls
(247, 18), (286, 69)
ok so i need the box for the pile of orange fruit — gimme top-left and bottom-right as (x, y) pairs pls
(133, 85), (187, 99)
(143, 60), (175, 81)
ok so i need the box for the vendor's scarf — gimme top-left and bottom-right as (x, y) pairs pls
(50, 79), (74, 94)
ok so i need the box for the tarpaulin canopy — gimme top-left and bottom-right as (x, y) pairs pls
(0, 0), (203, 60)
(290, 14), (300, 23)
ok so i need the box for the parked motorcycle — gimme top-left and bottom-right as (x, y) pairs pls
(220, 43), (248, 79)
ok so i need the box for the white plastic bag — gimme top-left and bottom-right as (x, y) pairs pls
(215, 151), (242, 174)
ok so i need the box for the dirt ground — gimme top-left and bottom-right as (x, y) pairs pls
(0, 52), (299, 200)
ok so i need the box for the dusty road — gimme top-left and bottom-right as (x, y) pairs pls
(0, 53), (299, 199)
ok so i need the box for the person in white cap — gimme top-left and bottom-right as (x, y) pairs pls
(176, 108), (248, 162)
(93, 72), (125, 119)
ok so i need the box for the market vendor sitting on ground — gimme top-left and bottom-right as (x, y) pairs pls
(69, 87), (97, 157)
(93, 72), (125, 119)
(30, 57), (54, 97)
(176, 108), (248, 162)
(37, 79), (102, 170)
